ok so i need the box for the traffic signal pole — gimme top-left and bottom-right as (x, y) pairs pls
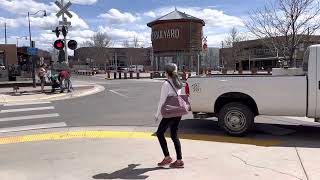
(61, 0), (68, 64)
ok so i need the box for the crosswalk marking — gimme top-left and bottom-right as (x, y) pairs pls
(0, 106), (55, 113)
(0, 113), (60, 122)
(0, 122), (67, 133)
(0, 101), (68, 133)
(4, 101), (51, 107)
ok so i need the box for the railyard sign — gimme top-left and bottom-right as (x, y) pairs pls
(151, 29), (180, 40)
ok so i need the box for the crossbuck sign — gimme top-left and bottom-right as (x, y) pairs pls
(55, 0), (73, 18)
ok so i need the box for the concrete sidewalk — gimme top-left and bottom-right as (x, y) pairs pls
(0, 81), (105, 104)
(0, 126), (318, 180)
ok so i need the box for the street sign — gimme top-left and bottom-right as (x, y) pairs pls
(27, 47), (38, 56)
(55, 1), (73, 18)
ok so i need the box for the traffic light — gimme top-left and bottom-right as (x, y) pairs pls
(62, 26), (67, 37)
(54, 39), (65, 50)
(52, 27), (60, 38)
(68, 40), (78, 50)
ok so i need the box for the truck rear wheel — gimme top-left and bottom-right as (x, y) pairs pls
(218, 102), (254, 136)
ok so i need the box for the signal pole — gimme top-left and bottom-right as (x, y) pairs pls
(54, 0), (73, 63)
(4, 23), (7, 44)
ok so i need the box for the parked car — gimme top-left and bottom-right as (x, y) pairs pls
(186, 45), (320, 136)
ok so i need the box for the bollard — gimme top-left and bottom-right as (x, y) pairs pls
(150, 72), (153, 79)
(107, 71), (111, 79)
(114, 72), (117, 79)
(119, 72), (122, 79)
(137, 72), (140, 79)
(130, 72), (133, 79)
(124, 72), (127, 79)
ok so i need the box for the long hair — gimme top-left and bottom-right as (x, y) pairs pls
(165, 63), (183, 89)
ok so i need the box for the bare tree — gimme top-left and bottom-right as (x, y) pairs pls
(122, 40), (130, 48)
(80, 40), (93, 47)
(80, 32), (112, 48)
(133, 36), (139, 48)
(246, 0), (320, 66)
(224, 27), (246, 48)
(224, 27), (247, 70)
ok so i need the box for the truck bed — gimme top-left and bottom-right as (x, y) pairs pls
(188, 75), (307, 117)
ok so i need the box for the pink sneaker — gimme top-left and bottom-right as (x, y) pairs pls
(157, 157), (173, 167)
(170, 160), (184, 168)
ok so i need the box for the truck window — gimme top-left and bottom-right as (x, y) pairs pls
(303, 48), (310, 72)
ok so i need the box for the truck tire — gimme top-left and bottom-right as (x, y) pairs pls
(218, 102), (254, 136)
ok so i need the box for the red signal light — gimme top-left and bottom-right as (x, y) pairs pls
(57, 42), (63, 48)
(54, 40), (65, 50)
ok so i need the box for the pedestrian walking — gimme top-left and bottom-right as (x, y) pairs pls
(155, 63), (188, 168)
(38, 64), (47, 93)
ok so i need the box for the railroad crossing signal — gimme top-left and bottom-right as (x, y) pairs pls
(55, 1), (73, 18)
(53, 27), (60, 38)
(54, 39), (65, 50)
(54, 0), (73, 64)
(62, 26), (68, 37)
(68, 40), (78, 50)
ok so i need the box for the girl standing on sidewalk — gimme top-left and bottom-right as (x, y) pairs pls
(155, 63), (184, 168)
(38, 64), (47, 93)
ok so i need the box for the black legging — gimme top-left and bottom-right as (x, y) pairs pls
(156, 117), (182, 160)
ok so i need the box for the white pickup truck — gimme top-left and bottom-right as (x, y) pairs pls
(186, 45), (320, 136)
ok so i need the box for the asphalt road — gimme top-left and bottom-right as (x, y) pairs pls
(1, 75), (320, 144)
(54, 76), (163, 127)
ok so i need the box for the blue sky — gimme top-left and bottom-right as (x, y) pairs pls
(0, 0), (266, 50)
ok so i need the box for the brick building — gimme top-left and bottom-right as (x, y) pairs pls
(220, 35), (320, 70)
(74, 47), (152, 71)
(0, 44), (18, 80)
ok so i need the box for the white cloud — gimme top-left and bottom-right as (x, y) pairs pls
(144, 7), (244, 28)
(1, 11), (89, 31)
(99, 9), (139, 24)
(97, 26), (151, 47)
(0, 0), (56, 15)
(70, 0), (98, 5)
(0, 17), (21, 28)
(144, 11), (157, 18)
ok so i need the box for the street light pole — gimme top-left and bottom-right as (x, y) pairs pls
(197, 52), (200, 75)
(27, 10), (46, 88)
(28, 12), (32, 47)
(4, 22), (7, 44)
(27, 11), (37, 87)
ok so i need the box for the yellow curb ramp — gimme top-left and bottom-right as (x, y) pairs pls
(0, 131), (284, 147)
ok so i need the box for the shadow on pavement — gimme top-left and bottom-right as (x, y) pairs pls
(92, 164), (166, 179)
(177, 119), (320, 148)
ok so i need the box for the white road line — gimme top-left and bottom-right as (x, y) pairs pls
(109, 90), (130, 98)
(0, 113), (60, 122)
(4, 101), (51, 107)
(0, 122), (67, 133)
(0, 106), (55, 113)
